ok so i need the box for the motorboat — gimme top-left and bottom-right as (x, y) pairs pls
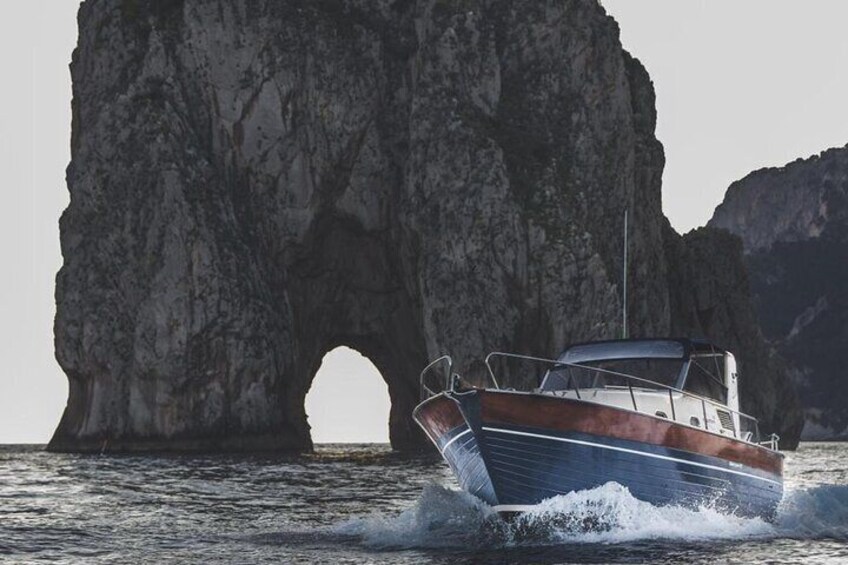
(413, 338), (783, 520)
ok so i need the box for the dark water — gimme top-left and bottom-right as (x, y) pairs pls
(1, 443), (846, 564)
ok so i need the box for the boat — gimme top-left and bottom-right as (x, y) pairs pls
(413, 338), (784, 520)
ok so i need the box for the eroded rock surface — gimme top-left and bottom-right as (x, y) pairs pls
(51, 0), (801, 452)
(711, 145), (848, 440)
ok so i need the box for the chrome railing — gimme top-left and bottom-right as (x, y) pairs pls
(419, 355), (453, 398)
(420, 353), (505, 399)
(484, 351), (773, 448)
(760, 434), (780, 451)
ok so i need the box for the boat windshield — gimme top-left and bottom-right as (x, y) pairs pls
(683, 355), (728, 403)
(540, 358), (683, 392)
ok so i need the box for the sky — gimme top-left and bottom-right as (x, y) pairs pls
(2, 1), (848, 444)
(605, 0), (848, 228)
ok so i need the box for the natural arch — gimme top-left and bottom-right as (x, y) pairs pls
(305, 347), (391, 444)
(281, 212), (431, 452)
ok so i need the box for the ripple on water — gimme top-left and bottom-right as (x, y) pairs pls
(0, 443), (846, 564)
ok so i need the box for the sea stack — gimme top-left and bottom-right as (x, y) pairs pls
(50, 0), (802, 452)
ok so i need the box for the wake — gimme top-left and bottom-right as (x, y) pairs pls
(334, 482), (848, 549)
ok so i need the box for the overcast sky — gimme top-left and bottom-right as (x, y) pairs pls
(2, 1), (847, 444)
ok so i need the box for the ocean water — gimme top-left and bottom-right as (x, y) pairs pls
(1, 443), (846, 564)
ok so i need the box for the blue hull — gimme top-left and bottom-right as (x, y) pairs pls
(420, 393), (783, 520)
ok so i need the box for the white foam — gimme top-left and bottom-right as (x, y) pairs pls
(335, 481), (848, 549)
(334, 484), (495, 549)
(509, 482), (771, 544)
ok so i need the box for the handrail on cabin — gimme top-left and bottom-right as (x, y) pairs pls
(483, 351), (769, 446)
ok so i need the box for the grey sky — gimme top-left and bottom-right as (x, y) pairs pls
(2, 1), (847, 444)
(1, 1), (77, 443)
(605, 0), (848, 230)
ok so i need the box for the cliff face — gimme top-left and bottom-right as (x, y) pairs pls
(51, 0), (801, 452)
(711, 145), (848, 440)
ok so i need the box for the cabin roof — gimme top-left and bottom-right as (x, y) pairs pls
(557, 338), (728, 365)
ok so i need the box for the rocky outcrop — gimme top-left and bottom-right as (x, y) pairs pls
(50, 0), (801, 452)
(710, 145), (848, 440)
(664, 226), (802, 443)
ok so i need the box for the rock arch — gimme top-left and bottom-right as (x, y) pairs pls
(284, 212), (429, 449)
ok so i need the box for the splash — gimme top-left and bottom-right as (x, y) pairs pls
(335, 482), (848, 549)
(507, 482), (771, 544)
(776, 484), (848, 540)
(334, 484), (497, 549)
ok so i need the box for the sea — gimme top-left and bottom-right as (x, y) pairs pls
(1, 442), (846, 564)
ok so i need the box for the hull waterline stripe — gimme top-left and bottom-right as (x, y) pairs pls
(480, 426), (781, 486)
(441, 428), (472, 453)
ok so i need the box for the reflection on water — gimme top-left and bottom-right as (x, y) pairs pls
(0, 443), (846, 563)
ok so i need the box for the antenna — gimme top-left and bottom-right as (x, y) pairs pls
(622, 208), (628, 339)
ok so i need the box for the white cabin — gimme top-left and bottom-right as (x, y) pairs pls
(537, 339), (754, 441)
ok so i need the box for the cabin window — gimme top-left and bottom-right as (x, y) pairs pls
(585, 358), (682, 389)
(683, 357), (727, 404)
(541, 358), (682, 392)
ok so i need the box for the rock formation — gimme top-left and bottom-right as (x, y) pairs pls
(50, 0), (802, 452)
(711, 145), (848, 440)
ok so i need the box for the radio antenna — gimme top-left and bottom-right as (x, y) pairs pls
(622, 208), (628, 339)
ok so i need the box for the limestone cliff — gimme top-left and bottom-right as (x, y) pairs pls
(50, 0), (801, 452)
(711, 145), (848, 440)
